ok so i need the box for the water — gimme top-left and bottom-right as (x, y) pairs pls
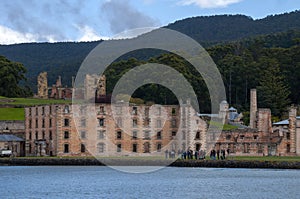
(0, 166), (299, 199)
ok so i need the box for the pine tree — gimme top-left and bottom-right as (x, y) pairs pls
(257, 57), (291, 117)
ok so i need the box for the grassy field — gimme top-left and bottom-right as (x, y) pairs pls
(0, 96), (71, 121)
(209, 121), (238, 130)
(0, 96), (71, 106)
(0, 108), (25, 120)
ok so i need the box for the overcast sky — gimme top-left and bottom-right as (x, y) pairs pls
(0, 0), (299, 44)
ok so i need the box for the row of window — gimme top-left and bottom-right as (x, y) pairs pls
(62, 130), (183, 140)
(28, 118), (53, 129)
(28, 131), (52, 140)
(29, 115), (180, 130)
(63, 142), (163, 153)
(225, 134), (260, 140)
(77, 106), (178, 116)
(28, 105), (71, 116)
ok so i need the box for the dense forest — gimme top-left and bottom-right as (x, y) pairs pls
(0, 11), (300, 118)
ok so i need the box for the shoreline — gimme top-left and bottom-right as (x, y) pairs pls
(0, 158), (300, 169)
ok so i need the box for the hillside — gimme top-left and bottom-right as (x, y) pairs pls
(166, 10), (300, 43)
(0, 11), (300, 92)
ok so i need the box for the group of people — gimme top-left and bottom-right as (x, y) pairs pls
(164, 148), (230, 160)
(210, 148), (230, 160)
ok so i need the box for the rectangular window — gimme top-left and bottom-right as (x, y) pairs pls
(144, 131), (150, 140)
(171, 108), (176, 115)
(29, 108), (32, 116)
(257, 144), (263, 153)
(253, 135), (258, 140)
(117, 144), (122, 152)
(98, 143), (105, 153)
(195, 131), (201, 140)
(132, 131), (137, 139)
(157, 107), (161, 116)
(29, 132), (32, 140)
(133, 119), (137, 127)
(116, 118), (122, 128)
(98, 130), (105, 139)
(81, 144), (86, 153)
(157, 143), (162, 152)
(157, 131), (162, 140)
(42, 107), (45, 115)
(29, 119), (32, 129)
(132, 143), (137, 153)
(81, 131), (86, 139)
(98, 118), (104, 127)
(64, 119), (69, 126)
(132, 107), (138, 115)
(117, 131), (122, 139)
(42, 131), (45, 140)
(49, 131), (52, 140)
(81, 119), (86, 127)
(64, 131), (69, 139)
(287, 144), (291, 153)
(49, 118), (52, 127)
(42, 119), (45, 128)
(99, 106), (105, 114)
(64, 144), (69, 153)
(36, 119), (38, 128)
(64, 105), (70, 113)
(156, 120), (161, 128)
(36, 107), (38, 116)
(144, 118), (150, 127)
(49, 106), (52, 114)
(35, 132), (38, 140)
(286, 132), (290, 140)
(172, 131), (176, 137)
(226, 135), (231, 140)
(171, 119), (176, 128)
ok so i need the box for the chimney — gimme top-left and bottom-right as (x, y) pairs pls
(72, 76), (75, 88)
(250, 89), (257, 128)
(289, 106), (297, 153)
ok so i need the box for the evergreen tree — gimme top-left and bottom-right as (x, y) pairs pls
(257, 57), (290, 117)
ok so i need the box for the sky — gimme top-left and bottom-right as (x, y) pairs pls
(0, 0), (299, 44)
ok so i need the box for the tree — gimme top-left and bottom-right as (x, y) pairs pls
(0, 55), (32, 97)
(257, 57), (290, 117)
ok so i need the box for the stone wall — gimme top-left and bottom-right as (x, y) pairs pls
(37, 72), (48, 99)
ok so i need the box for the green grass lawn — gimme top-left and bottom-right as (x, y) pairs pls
(0, 108), (25, 120)
(209, 121), (238, 130)
(0, 96), (71, 106)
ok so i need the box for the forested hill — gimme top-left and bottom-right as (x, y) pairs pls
(166, 10), (300, 43)
(0, 10), (300, 93)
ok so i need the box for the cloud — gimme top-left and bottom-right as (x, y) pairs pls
(178, 0), (242, 8)
(101, 0), (159, 34)
(0, 0), (100, 44)
(76, 25), (110, 41)
(0, 25), (38, 44)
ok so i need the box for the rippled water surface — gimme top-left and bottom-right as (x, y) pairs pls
(0, 166), (299, 199)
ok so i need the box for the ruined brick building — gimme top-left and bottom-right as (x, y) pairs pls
(26, 74), (300, 157)
(37, 72), (73, 99)
(26, 74), (207, 156)
(214, 89), (300, 156)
